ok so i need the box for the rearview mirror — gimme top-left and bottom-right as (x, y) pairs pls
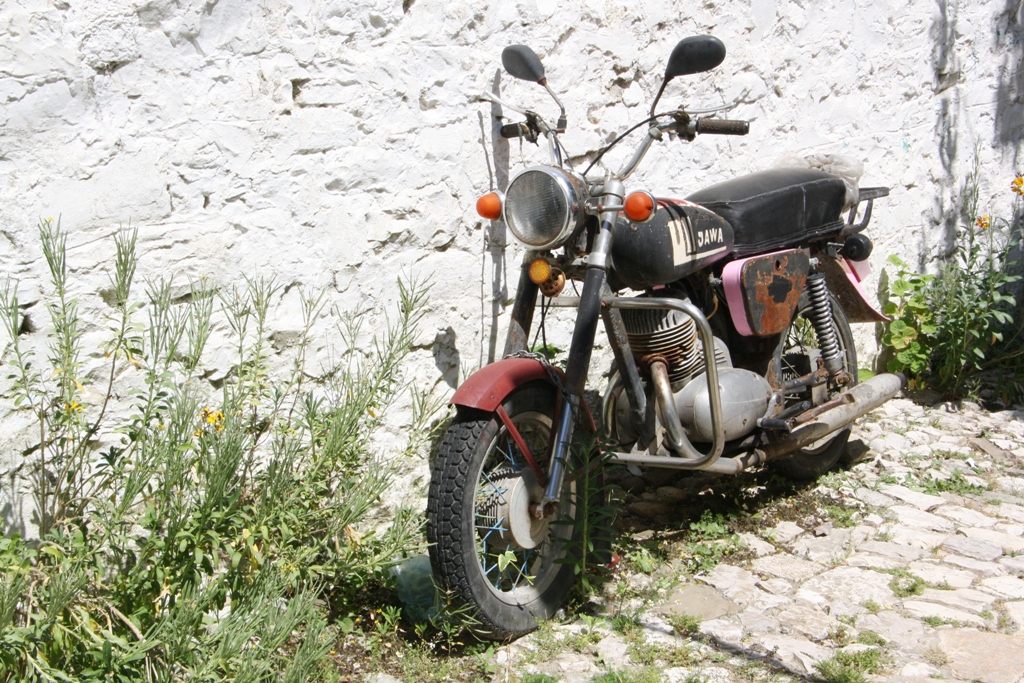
(650, 36), (727, 116)
(502, 45), (546, 84)
(664, 36), (726, 80)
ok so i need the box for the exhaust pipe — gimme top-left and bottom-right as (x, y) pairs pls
(760, 372), (905, 460)
(608, 372), (904, 473)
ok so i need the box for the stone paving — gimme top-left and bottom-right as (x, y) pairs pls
(496, 398), (1024, 683)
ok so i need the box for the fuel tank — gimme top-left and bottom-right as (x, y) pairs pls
(610, 199), (734, 290)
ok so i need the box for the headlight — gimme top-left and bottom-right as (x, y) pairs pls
(503, 166), (588, 250)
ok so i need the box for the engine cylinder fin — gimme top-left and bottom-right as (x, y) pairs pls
(620, 300), (724, 387)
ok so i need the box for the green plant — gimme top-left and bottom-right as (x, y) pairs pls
(814, 648), (890, 683)
(856, 630), (886, 646)
(593, 668), (665, 683)
(860, 600), (882, 614)
(881, 254), (937, 381)
(521, 675), (558, 683)
(923, 645), (949, 667)
(669, 613), (703, 636)
(557, 433), (617, 596)
(889, 570), (926, 598)
(0, 222), (434, 681)
(823, 504), (859, 528)
(881, 166), (1024, 397)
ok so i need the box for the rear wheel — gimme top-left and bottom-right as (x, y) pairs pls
(426, 382), (579, 640)
(769, 292), (858, 480)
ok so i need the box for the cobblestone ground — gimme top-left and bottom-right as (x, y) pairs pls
(493, 398), (1024, 683)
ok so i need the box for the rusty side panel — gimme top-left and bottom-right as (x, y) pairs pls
(740, 249), (810, 336)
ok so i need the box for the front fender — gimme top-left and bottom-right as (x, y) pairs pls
(450, 358), (555, 412)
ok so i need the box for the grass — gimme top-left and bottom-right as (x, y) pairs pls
(521, 675), (558, 683)
(888, 570), (926, 597)
(923, 645), (949, 667)
(860, 600), (883, 614)
(670, 613), (703, 636)
(814, 648), (891, 683)
(592, 669), (666, 683)
(823, 504), (859, 528)
(919, 470), (990, 495)
(856, 630), (887, 646)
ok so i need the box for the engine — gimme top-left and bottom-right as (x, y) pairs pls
(611, 296), (774, 446)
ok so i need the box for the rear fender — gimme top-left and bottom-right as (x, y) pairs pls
(819, 256), (888, 324)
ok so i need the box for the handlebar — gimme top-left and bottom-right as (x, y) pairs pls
(695, 118), (749, 136)
(500, 121), (537, 141)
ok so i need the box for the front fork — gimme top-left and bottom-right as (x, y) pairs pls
(536, 180), (625, 506)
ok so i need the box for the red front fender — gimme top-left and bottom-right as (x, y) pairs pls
(451, 357), (597, 433)
(450, 358), (555, 412)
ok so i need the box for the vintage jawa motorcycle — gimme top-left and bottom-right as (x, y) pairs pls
(426, 36), (903, 640)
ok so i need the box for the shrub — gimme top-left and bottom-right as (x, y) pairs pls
(0, 220), (434, 681)
(881, 170), (1023, 398)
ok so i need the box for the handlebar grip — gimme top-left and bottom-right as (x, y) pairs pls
(695, 118), (749, 136)
(500, 122), (529, 139)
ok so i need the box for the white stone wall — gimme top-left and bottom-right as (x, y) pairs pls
(2, 0), (1022, 529)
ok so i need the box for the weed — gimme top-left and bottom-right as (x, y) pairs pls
(919, 470), (989, 495)
(923, 616), (955, 627)
(626, 546), (661, 575)
(828, 624), (852, 646)
(880, 163), (1024, 398)
(823, 504), (859, 528)
(814, 648), (891, 683)
(856, 630), (887, 646)
(593, 667), (665, 683)
(521, 675), (558, 683)
(557, 433), (617, 598)
(923, 645), (949, 667)
(670, 613), (703, 636)
(0, 224), (434, 681)
(889, 570), (926, 597)
(861, 600), (883, 614)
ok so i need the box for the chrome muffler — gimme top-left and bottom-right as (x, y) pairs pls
(759, 372), (905, 459)
(608, 372), (905, 473)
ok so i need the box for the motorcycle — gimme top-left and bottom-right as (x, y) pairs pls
(426, 35), (903, 640)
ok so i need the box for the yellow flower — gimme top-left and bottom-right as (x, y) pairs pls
(975, 215), (991, 230)
(1013, 175), (1024, 196)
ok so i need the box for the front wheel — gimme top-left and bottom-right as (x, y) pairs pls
(426, 382), (579, 640)
(769, 291), (858, 481)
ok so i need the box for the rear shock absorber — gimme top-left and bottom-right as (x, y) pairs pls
(805, 273), (844, 375)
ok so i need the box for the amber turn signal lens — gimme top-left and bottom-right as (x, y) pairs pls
(528, 258), (552, 285)
(476, 192), (503, 220)
(624, 191), (655, 222)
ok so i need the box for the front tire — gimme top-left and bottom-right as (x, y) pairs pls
(769, 291), (858, 481)
(426, 382), (578, 640)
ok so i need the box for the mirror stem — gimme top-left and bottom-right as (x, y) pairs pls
(649, 79), (670, 118)
(541, 81), (567, 133)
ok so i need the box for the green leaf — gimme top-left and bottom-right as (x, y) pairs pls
(497, 550), (517, 572)
(892, 280), (913, 297)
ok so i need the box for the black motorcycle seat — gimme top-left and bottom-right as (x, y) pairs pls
(686, 168), (847, 256)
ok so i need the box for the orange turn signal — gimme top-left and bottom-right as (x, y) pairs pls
(528, 258), (552, 285)
(624, 191), (656, 222)
(476, 192), (503, 220)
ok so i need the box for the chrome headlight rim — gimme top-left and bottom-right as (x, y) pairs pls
(503, 166), (588, 250)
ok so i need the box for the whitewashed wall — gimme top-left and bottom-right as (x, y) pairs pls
(2, 0), (1022, 531)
